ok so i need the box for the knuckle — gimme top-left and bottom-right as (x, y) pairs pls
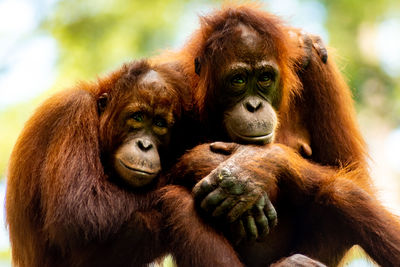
(228, 183), (245, 195)
(220, 177), (235, 189)
(199, 181), (211, 192)
(268, 210), (277, 221)
(219, 167), (232, 177)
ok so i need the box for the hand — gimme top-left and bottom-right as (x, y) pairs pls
(289, 30), (328, 67)
(192, 165), (277, 242)
(227, 196), (277, 244)
(310, 34), (328, 64)
(271, 254), (327, 267)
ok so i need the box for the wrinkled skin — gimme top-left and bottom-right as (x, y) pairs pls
(193, 142), (277, 244)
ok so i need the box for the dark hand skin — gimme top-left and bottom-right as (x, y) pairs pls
(311, 34), (328, 64)
(292, 30), (328, 68)
(193, 142), (277, 244)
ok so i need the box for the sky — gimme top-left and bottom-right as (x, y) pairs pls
(0, 0), (58, 110)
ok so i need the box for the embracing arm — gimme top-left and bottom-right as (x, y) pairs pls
(166, 142), (235, 187)
(159, 185), (243, 267)
(6, 89), (136, 252)
(194, 143), (400, 266)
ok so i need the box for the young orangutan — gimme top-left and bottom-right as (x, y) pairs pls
(6, 60), (243, 267)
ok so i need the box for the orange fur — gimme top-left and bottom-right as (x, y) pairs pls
(173, 142), (400, 266)
(159, 3), (399, 266)
(6, 60), (242, 267)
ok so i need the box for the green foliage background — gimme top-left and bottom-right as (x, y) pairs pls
(0, 0), (399, 265)
(1, 0), (399, 178)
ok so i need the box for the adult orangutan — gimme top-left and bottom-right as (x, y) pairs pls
(6, 60), (243, 267)
(160, 3), (400, 266)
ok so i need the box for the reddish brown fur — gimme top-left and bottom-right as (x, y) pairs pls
(155, 2), (301, 125)
(6, 60), (242, 267)
(158, 3), (399, 266)
(171, 143), (400, 266)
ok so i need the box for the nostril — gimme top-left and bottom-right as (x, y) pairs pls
(245, 99), (262, 112)
(246, 102), (255, 112)
(137, 139), (153, 152)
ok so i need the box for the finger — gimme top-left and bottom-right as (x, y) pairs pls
(229, 220), (246, 245)
(221, 176), (246, 195)
(227, 200), (254, 223)
(312, 35), (328, 63)
(217, 167), (233, 182)
(299, 31), (312, 68)
(263, 192), (278, 228)
(212, 197), (239, 218)
(193, 175), (219, 201)
(243, 214), (258, 242)
(200, 187), (227, 213)
(252, 198), (270, 240)
(219, 175), (237, 190)
(210, 142), (238, 155)
(300, 142), (312, 157)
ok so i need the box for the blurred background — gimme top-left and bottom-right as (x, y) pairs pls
(0, 0), (399, 266)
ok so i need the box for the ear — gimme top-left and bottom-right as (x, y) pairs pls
(194, 57), (201, 75)
(97, 93), (108, 114)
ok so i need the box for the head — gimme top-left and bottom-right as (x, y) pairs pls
(192, 4), (300, 144)
(97, 60), (189, 187)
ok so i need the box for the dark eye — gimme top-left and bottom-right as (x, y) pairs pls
(154, 117), (167, 128)
(231, 74), (246, 85)
(131, 112), (144, 122)
(259, 72), (273, 83)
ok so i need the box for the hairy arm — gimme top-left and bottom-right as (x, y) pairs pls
(7, 89), (138, 251)
(187, 142), (400, 265)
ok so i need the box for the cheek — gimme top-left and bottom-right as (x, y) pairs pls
(270, 78), (283, 108)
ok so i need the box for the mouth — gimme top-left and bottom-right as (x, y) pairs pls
(227, 124), (274, 144)
(236, 132), (274, 143)
(119, 159), (157, 176)
(225, 121), (275, 144)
